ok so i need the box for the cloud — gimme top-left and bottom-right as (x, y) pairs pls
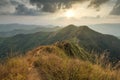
(110, 0), (120, 15)
(0, 0), (40, 15)
(0, 0), (10, 7)
(30, 0), (111, 13)
(14, 4), (40, 16)
(88, 0), (110, 8)
(29, 0), (85, 12)
(0, 0), (118, 16)
(0, 0), (15, 15)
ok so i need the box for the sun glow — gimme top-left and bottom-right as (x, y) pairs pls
(65, 10), (75, 18)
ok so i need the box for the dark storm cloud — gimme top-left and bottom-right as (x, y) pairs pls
(0, 0), (14, 15)
(30, 0), (87, 12)
(10, 0), (22, 5)
(88, 0), (110, 8)
(14, 4), (39, 16)
(110, 0), (120, 15)
(0, 0), (40, 15)
(1, 0), (119, 16)
(30, 0), (111, 12)
(0, 0), (10, 8)
(0, 0), (22, 8)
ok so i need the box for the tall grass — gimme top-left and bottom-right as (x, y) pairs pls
(34, 53), (120, 80)
(0, 45), (119, 80)
(0, 57), (28, 80)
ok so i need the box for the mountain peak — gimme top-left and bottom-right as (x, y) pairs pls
(63, 25), (90, 31)
(59, 24), (78, 32)
(77, 25), (98, 34)
(67, 24), (77, 27)
(79, 26), (90, 30)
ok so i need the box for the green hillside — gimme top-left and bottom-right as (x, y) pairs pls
(0, 32), (50, 58)
(0, 41), (119, 80)
(0, 25), (120, 61)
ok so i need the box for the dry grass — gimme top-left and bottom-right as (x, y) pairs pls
(34, 53), (120, 80)
(0, 45), (120, 80)
(0, 57), (29, 80)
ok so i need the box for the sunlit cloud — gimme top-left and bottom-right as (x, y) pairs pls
(0, 0), (120, 25)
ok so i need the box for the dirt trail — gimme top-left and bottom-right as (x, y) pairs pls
(26, 51), (42, 80)
(27, 67), (41, 80)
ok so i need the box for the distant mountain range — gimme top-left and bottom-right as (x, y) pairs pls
(0, 27), (60, 37)
(89, 23), (120, 37)
(118, 36), (120, 39)
(0, 24), (39, 32)
(0, 23), (56, 32)
(0, 24), (60, 37)
(0, 24), (120, 62)
(0, 23), (120, 37)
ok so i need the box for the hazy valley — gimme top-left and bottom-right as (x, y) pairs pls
(89, 23), (120, 37)
(0, 24), (60, 37)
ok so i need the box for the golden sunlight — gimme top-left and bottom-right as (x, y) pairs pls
(65, 10), (75, 18)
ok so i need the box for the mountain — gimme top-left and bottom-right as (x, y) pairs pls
(0, 23), (57, 32)
(0, 41), (119, 80)
(0, 24), (39, 32)
(50, 25), (120, 61)
(0, 27), (60, 37)
(0, 25), (120, 61)
(0, 32), (51, 58)
(89, 23), (120, 37)
(118, 36), (120, 39)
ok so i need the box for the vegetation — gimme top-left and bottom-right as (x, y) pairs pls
(0, 25), (120, 61)
(0, 41), (119, 80)
(0, 25), (120, 80)
(0, 57), (28, 80)
(34, 54), (119, 80)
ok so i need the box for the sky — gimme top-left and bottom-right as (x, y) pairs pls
(0, 0), (120, 26)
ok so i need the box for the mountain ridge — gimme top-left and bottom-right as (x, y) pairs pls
(0, 25), (120, 61)
(1, 41), (119, 80)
